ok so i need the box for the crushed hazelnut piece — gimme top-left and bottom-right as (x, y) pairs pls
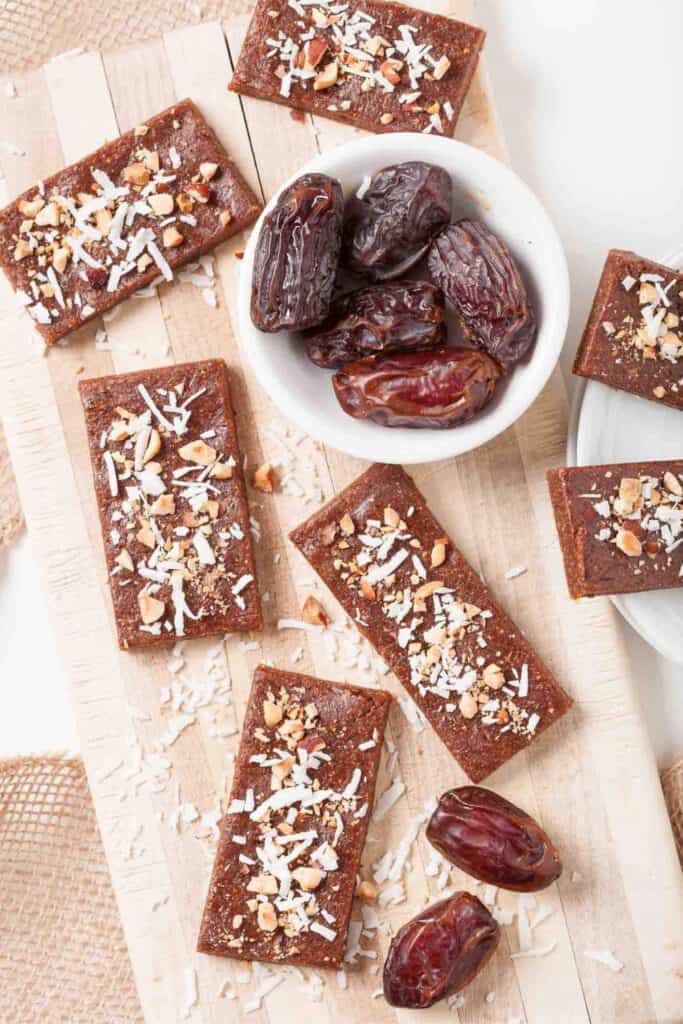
(302, 595), (329, 626)
(123, 162), (151, 187)
(340, 513), (355, 535)
(199, 161), (219, 181)
(247, 874), (279, 895)
(263, 700), (283, 728)
(178, 439), (217, 465)
(615, 528), (642, 557)
(116, 549), (134, 572)
(162, 226), (184, 249)
(257, 902), (278, 931)
(292, 867), (324, 891)
(219, 210), (233, 227)
(482, 663), (505, 689)
(150, 493), (175, 516)
(210, 461), (233, 480)
(459, 691), (478, 719)
(663, 471), (683, 496)
(138, 592), (165, 624)
(433, 55), (451, 80)
(149, 193), (175, 216)
(358, 879), (379, 903)
(379, 113), (395, 125)
(314, 60), (339, 91)
(431, 540), (447, 567)
(253, 463), (278, 492)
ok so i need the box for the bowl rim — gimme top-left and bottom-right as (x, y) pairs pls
(237, 132), (570, 465)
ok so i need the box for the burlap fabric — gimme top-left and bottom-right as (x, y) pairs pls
(662, 757), (683, 868)
(0, 421), (22, 550)
(0, 0), (230, 74)
(0, 755), (143, 1023)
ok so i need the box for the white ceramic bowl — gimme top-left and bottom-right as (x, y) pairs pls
(238, 133), (569, 464)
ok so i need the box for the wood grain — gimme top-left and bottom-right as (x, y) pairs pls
(0, 5), (681, 1023)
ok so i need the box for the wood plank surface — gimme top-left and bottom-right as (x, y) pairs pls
(0, 4), (681, 1023)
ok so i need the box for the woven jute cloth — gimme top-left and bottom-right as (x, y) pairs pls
(0, 421), (23, 551)
(0, 755), (143, 1023)
(662, 757), (683, 868)
(0, 0), (230, 74)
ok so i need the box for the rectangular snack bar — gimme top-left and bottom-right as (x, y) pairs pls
(230, 0), (485, 137)
(198, 665), (391, 967)
(573, 249), (683, 410)
(0, 99), (261, 345)
(548, 461), (683, 599)
(79, 359), (262, 649)
(290, 464), (572, 783)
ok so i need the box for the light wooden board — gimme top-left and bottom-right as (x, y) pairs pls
(0, 5), (682, 1023)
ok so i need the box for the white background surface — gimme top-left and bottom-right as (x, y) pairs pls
(0, 0), (681, 766)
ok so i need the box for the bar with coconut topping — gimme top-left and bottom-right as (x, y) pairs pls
(290, 463), (572, 782)
(197, 665), (390, 967)
(79, 359), (262, 649)
(548, 460), (683, 599)
(573, 249), (683, 410)
(0, 99), (261, 345)
(230, 0), (485, 137)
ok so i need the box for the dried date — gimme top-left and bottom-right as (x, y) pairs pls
(343, 162), (452, 281)
(428, 219), (537, 369)
(333, 347), (501, 429)
(251, 172), (344, 332)
(427, 786), (562, 891)
(304, 281), (446, 368)
(383, 892), (500, 1009)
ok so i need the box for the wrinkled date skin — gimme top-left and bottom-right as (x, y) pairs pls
(383, 892), (500, 1009)
(304, 281), (446, 368)
(333, 346), (501, 429)
(427, 786), (562, 891)
(343, 162), (452, 281)
(251, 173), (344, 332)
(428, 219), (537, 369)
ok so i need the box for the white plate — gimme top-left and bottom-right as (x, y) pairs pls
(238, 133), (569, 465)
(569, 245), (683, 664)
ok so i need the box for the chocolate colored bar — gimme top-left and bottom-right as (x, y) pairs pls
(230, 0), (485, 137)
(548, 461), (683, 599)
(79, 359), (262, 649)
(573, 249), (683, 410)
(290, 464), (572, 783)
(0, 99), (261, 345)
(198, 665), (390, 967)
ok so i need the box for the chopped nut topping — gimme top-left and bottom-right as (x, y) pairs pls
(178, 439), (217, 465)
(138, 592), (165, 624)
(340, 513), (355, 536)
(199, 161), (219, 181)
(615, 529), (642, 557)
(253, 463), (278, 493)
(292, 867), (324, 891)
(257, 902), (278, 931)
(263, 700), (283, 728)
(123, 162), (151, 187)
(149, 193), (175, 216)
(314, 60), (339, 91)
(162, 226), (184, 249)
(357, 879), (379, 903)
(302, 595), (329, 626)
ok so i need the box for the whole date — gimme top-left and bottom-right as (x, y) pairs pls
(333, 347), (501, 429)
(343, 162), (452, 280)
(383, 892), (500, 1009)
(304, 281), (446, 368)
(427, 786), (562, 891)
(428, 219), (537, 369)
(251, 172), (344, 332)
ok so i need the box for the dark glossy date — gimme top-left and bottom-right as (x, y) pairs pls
(343, 162), (452, 281)
(251, 172), (344, 332)
(333, 347), (501, 429)
(383, 892), (500, 1009)
(427, 786), (562, 892)
(304, 281), (446, 368)
(428, 219), (537, 369)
